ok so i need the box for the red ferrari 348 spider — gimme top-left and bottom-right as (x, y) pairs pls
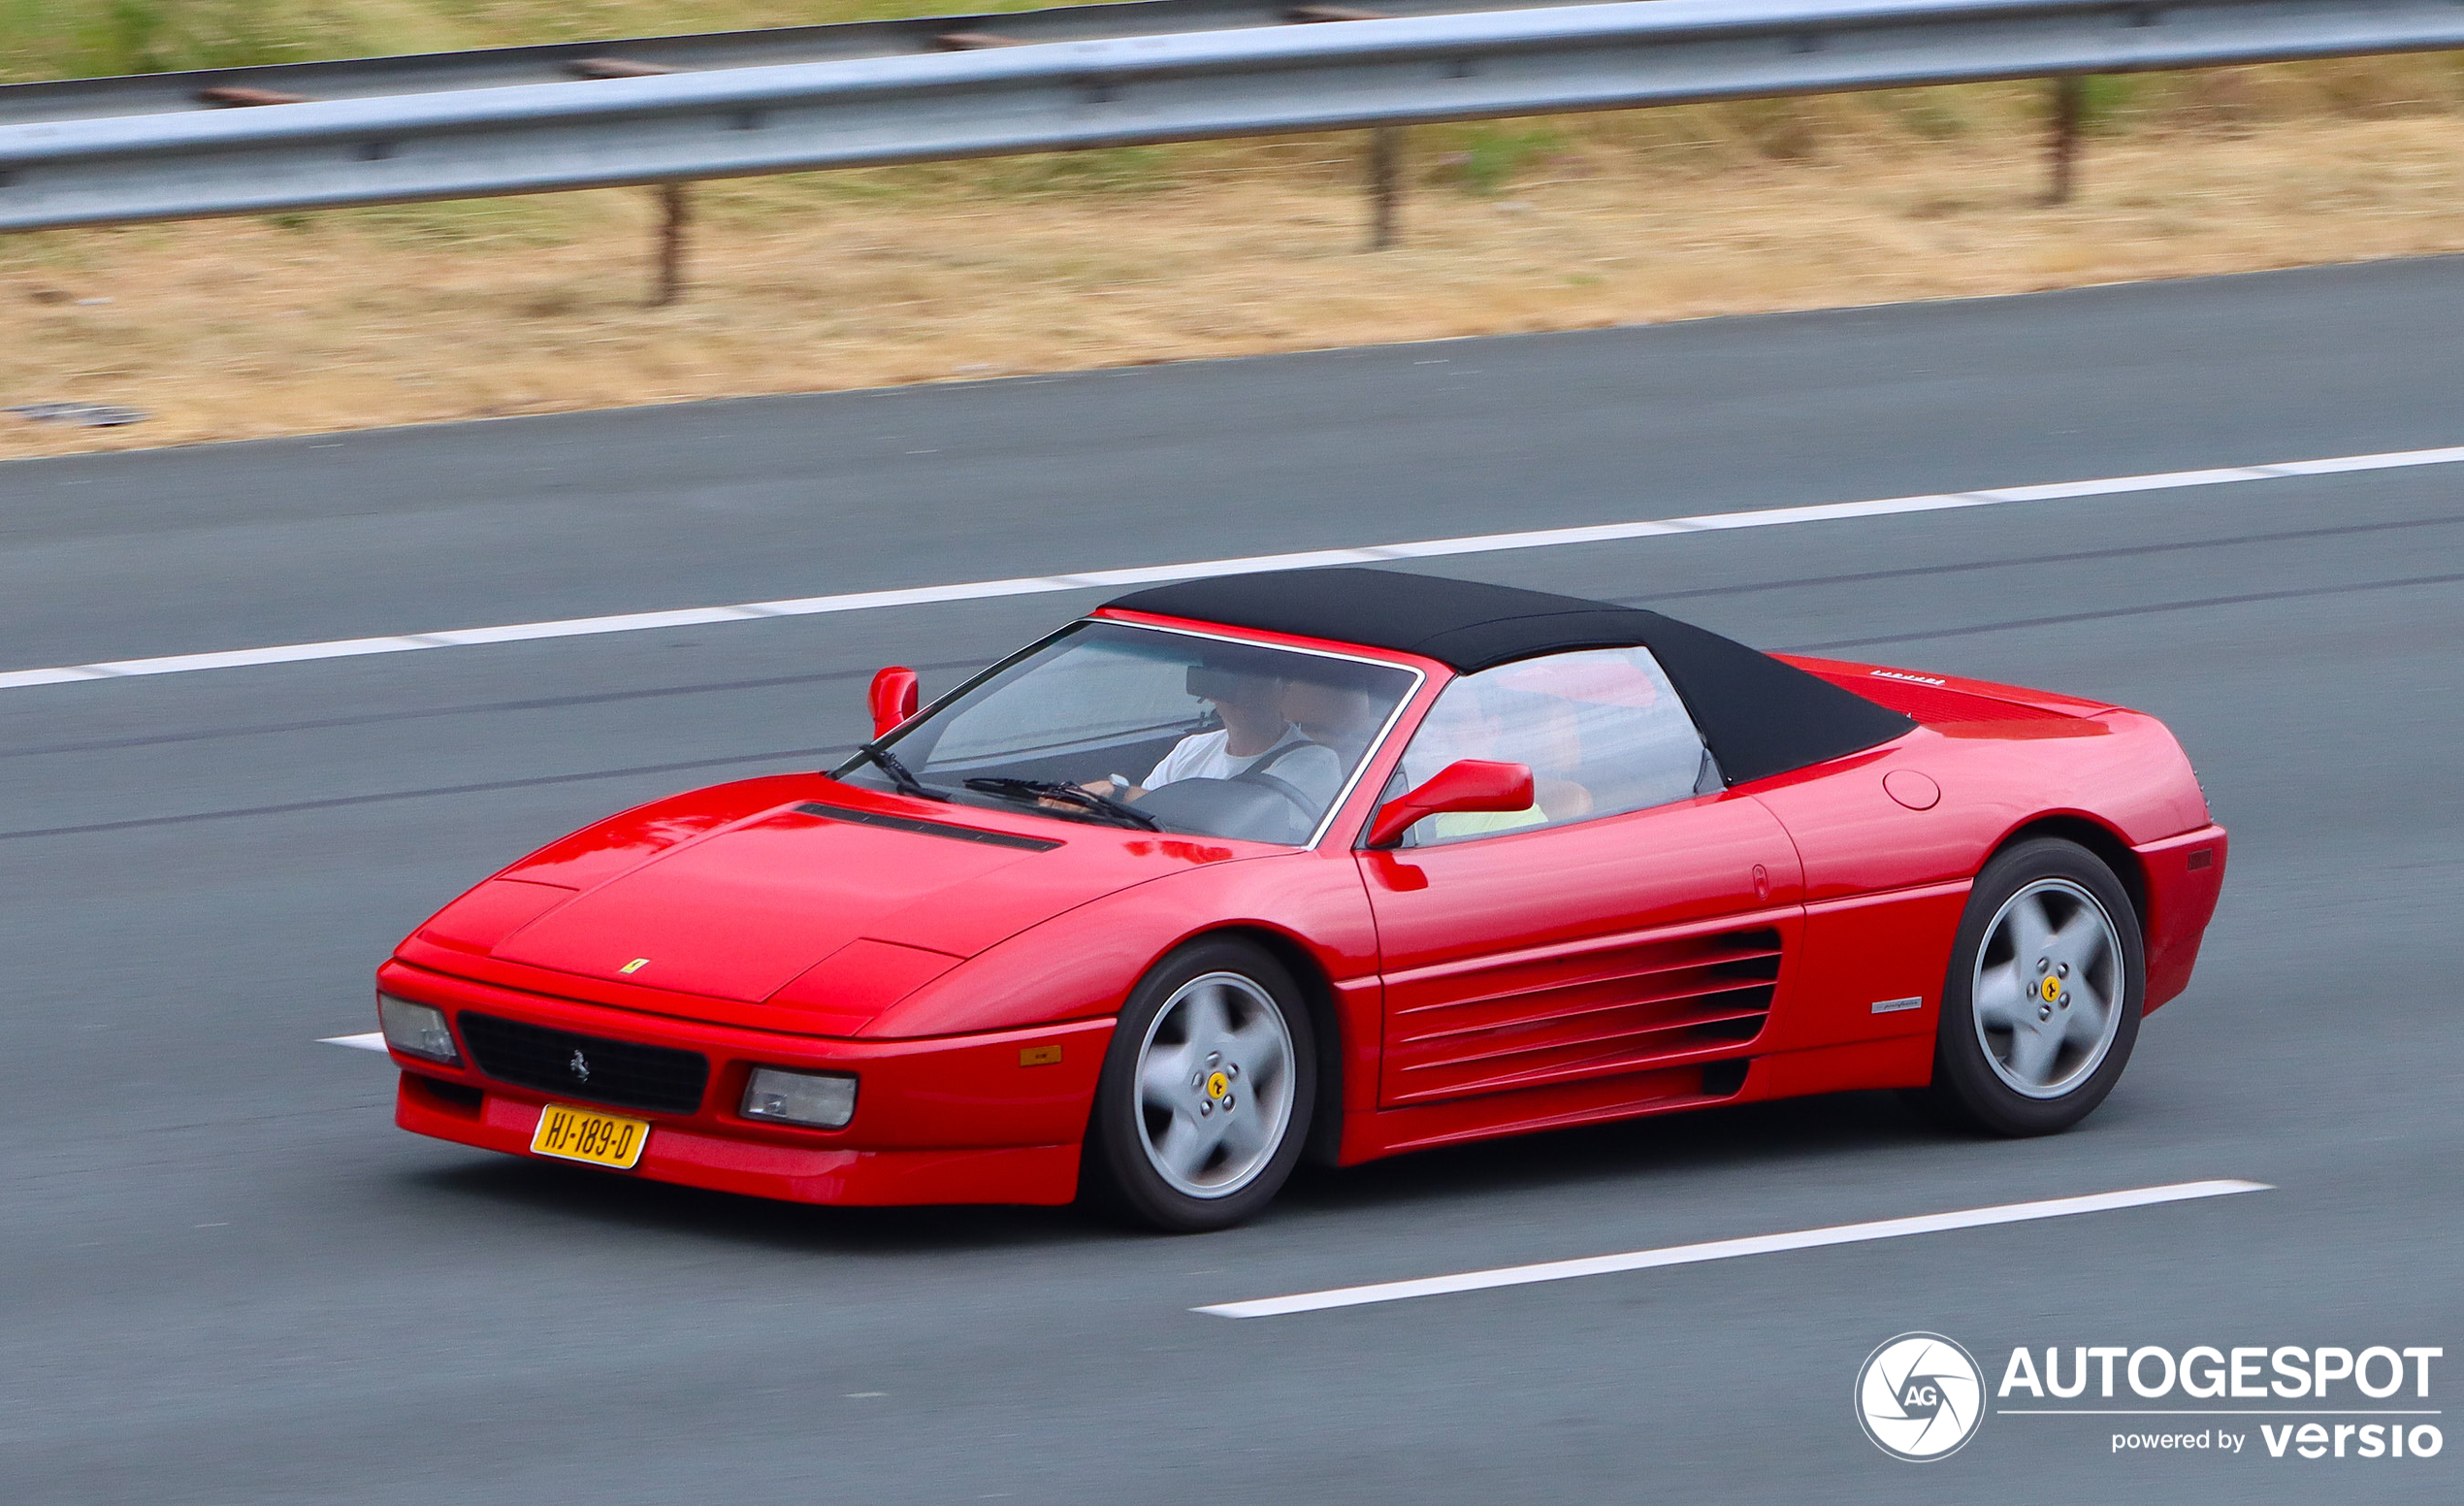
(376, 569), (2225, 1230)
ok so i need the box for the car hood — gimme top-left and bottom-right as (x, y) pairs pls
(480, 796), (1247, 1013)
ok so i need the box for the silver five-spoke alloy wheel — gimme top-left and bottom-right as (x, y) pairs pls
(1971, 876), (2124, 1098)
(1133, 971), (1296, 1199)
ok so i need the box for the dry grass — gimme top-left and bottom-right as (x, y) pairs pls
(0, 1), (1027, 82)
(6, 75), (2464, 458)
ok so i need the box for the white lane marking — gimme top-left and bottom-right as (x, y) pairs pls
(1195, 1179), (2270, 1318)
(321, 1031), (388, 1052)
(8, 443), (2461, 694)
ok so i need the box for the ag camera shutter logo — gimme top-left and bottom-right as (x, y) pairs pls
(1856, 1333), (1986, 1460)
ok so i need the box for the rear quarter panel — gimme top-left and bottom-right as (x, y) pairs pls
(1747, 688), (2217, 1065)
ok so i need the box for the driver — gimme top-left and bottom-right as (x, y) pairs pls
(1090, 660), (1345, 811)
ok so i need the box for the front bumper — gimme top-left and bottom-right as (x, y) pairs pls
(378, 959), (1112, 1207)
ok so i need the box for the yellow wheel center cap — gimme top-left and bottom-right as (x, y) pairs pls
(1206, 1070), (1231, 1098)
(2039, 975), (2061, 1003)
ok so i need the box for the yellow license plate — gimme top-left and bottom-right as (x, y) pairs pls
(530, 1103), (650, 1169)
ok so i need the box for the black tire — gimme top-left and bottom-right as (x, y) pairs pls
(1919, 836), (2145, 1136)
(1082, 936), (1317, 1232)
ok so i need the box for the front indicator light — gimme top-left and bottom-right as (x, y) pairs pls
(377, 994), (460, 1064)
(741, 1067), (857, 1130)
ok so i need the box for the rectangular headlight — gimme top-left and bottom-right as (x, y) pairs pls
(378, 994), (460, 1064)
(741, 1066), (857, 1130)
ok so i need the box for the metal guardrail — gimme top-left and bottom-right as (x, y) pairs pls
(3, 0), (2460, 234)
(0, 1), (1593, 128)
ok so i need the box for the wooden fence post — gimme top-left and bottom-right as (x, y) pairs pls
(2048, 77), (2085, 205)
(651, 182), (691, 306)
(1366, 126), (1403, 250)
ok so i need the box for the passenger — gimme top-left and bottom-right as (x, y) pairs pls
(1087, 661), (1345, 812)
(1407, 680), (1592, 840)
(1280, 674), (1387, 766)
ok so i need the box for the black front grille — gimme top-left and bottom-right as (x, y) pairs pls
(458, 1012), (710, 1115)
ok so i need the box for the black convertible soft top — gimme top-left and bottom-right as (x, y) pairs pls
(1107, 567), (1914, 786)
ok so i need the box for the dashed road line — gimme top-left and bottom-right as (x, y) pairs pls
(6, 444), (2459, 694)
(0, 743), (842, 842)
(321, 1032), (387, 1052)
(1195, 1180), (2271, 1317)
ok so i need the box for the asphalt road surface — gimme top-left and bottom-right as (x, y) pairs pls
(4, 256), (2459, 1505)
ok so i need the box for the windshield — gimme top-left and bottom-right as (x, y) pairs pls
(834, 621), (1419, 846)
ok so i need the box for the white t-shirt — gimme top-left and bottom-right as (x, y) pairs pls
(1146, 724), (1344, 806)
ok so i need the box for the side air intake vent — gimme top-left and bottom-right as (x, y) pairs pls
(1380, 927), (1780, 1107)
(1702, 1059), (1751, 1097)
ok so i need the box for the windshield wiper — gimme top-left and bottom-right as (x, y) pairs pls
(963, 776), (1159, 832)
(852, 742), (947, 802)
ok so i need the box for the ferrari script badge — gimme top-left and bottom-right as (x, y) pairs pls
(568, 1050), (591, 1082)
